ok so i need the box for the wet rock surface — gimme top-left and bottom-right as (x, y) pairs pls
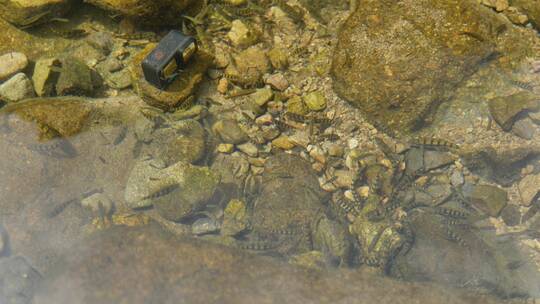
(33, 225), (508, 304)
(332, 0), (500, 134)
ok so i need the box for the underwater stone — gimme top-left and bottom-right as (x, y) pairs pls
(85, 32), (115, 55)
(265, 73), (289, 91)
(286, 95), (309, 116)
(0, 52), (27, 81)
(488, 92), (539, 131)
(227, 20), (258, 49)
(511, 117), (536, 140)
(32, 57), (61, 97)
(221, 199), (248, 236)
(55, 57), (94, 96)
(80, 192), (113, 216)
(464, 184), (508, 217)
(268, 47), (289, 70)
(153, 163), (220, 222)
(509, 0), (540, 28)
(85, 0), (196, 26)
(303, 91), (327, 112)
(130, 43), (211, 111)
(272, 136), (296, 150)
(332, 0), (500, 134)
(518, 173), (540, 206)
(0, 0), (71, 27)
(0, 73), (35, 103)
(0, 225), (7, 257)
(500, 204), (521, 227)
(237, 142), (258, 157)
(212, 119), (249, 145)
(0, 256), (42, 304)
(192, 218), (220, 235)
(251, 88), (274, 107)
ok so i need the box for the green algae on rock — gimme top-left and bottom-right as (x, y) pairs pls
(331, 0), (502, 134)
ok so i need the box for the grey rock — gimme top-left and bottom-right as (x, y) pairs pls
(0, 73), (35, 102)
(212, 119), (249, 144)
(0, 256), (41, 304)
(488, 92), (539, 131)
(55, 57), (94, 96)
(450, 170), (464, 187)
(518, 173), (540, 206)
(85, 32), (115, 55)
(0, 52), (27, 81)
(463, 184), (508, 217)
(191, 217), (220, 235)
(500, 204), (521, 227)
(32, 57), (61, 97)
(405, 148), (453, 174)
(511, 117), (536, 140)
(106, 69), (132, 89)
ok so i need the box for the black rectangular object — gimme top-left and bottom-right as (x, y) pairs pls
(141, 30), (197, 90)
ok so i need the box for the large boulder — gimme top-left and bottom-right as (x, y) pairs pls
(0, 0), (71, 28)
(33, 225), (508, 304)
(84, 0), (198, 26)
(331, 0), (502, 134)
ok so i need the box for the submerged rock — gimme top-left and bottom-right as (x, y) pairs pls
(130, 44), (212, 110)
(332, 0), (501, 134)
(488, 92), (539, 131)
(124, 158), (220, 221)
(518, 173), (540, 206)
(509, 0), (540, 28)
(55, 57), (95, 97)
(0, 52), (27, 81)
(33, 226), (507, 304)
(32, 57), (61, 97)
(0, 256), (42, 304)
(85, 0), (197, 26)
(0, 73), (35, 103)
(0, 0), (71, 28)
(463, 184), (508, 217)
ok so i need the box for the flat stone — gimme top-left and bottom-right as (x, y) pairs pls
(511, 117), (536, 140)
(488, 92), (539, 131)
(303, 91), (327, 111)
(272, 136), (295, 150)
(0, 73), (35, 102)
(237, 142), (258, 157)
(0, 52), (27, 81)
(518, 173), (540, 206)
(191, 217), (220, 235)
(464, 184), (508, 217)
(212, 119), (249, 144)
(32, 57), (61, 96)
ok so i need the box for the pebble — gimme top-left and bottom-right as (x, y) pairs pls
(251, 88), (274, 107)
(217, 78), (229, 94)
(450, 169), (464, 187)
(0, 52), (28, 81)
(227, 20), (258, 48)
(272, 136), (296, 150)
(500, 204), (521, 227)
(511, 118), (536, 140)
(303, 91), (327, 111)
(237, 142), (258, 157)
(192, 217), (220, 235)
(334, 170), (355, 188)
(217, 143), (235, 154)
(268, 47), (289, 70)
(348, 138), (359, 149)
(0, 73), (35, 102)
(222, 199), (248, 236)
(265, 73), (289, 91)
(518, 173), (540, 206)
(86, 32), (115, 55)
(81, 192), (113, 216)
(212, 119), (249, 144)
(327, 144), (344, 157)
(255, 113), (273, 125)
(309, 146), (327, 164)
(32, 57), (61, 96)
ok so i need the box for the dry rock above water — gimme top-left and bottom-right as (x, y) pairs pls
(332, 0), (515, 134)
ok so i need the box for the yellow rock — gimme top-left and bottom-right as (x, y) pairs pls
(272, 136), (296, 150)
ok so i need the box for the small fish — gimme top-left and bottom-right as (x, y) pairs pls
(411, 136), (459, 150)
(46, 198), (77, 218)
(508, 79), (534, 92)
(435, 207), (469, 219)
